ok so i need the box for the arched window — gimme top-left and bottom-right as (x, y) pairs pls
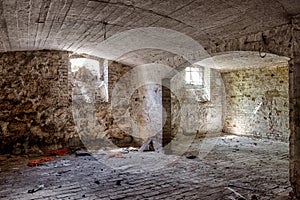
(184, 65), (211, 101)
(70, 58), (108, 103)
(185, 66), (204, 86)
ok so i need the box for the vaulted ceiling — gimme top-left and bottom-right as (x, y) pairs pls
(0, 0), (299, 65)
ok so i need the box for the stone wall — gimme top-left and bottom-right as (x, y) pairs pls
(222, 65), (289, 141)
(205, 20), (300, 197)
(206, 24), (293, 58)
(130, 84), (163, 142)
(0, 50), (82, 155)
(0, 51), (161, 154)
(107, 62), (164, 146)
(170, 68), (224, 138)
(97, 61), (146, 147)
(138, 21), (299, 196)
(72, 61), (163, 150)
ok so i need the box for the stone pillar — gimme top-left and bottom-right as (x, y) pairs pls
(162, 78), (172, 153)
(290, 16), (300, 198)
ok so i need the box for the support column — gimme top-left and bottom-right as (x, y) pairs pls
(290, 16), (300, 198)
(162, 78), (172, 153)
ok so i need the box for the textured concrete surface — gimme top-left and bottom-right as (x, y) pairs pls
(0, 136), (292, 200)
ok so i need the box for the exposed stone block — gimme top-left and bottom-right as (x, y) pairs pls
(222, 65), (289, 141)
(0, 50), (82, 154)
(7, 122), (28, 134)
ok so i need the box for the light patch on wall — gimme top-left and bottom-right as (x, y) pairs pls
(185, 66), (203, 85)
(70, 58), (100, 77)
(182, 66), (211, 102)
(222, 65), (289, 141)
(70, 58), (108, 102)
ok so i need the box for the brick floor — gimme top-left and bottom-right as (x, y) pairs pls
(0, 135), (293, 200)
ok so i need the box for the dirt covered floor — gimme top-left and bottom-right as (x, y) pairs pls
(0, 135), (294, 200)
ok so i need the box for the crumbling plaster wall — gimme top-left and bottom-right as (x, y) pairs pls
(96, 61), (159, 147)
(108, 62), (163, 145)
(0, 50), (81, 155)
(222, 65), (289, 141)
(170, 68), (224, 138)
(155, 21), (300, 196)
(206, 20), (299, 198)
(130, 84), (163, 143)
(0, 51), (163, 154)
(73, 60), (163, 150)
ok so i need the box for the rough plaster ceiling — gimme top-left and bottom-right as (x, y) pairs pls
(0, 0), (299, 66)
(195, 51), (290, 72)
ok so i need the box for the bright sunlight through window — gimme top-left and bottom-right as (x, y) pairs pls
(185, 66), (203, 85)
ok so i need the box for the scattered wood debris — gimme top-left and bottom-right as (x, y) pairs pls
(46, 148), (68, 156)
(226, 187), (246, 200)
(228, 181), (256, 191)
(75, 150), (91, 157)
(28, 184), (44, 193)
(108, 152), (126, 158)
(139, 133), (162, 152)
(27, 157), (52, 167)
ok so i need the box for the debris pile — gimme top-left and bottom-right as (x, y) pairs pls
(27, 148), (68, 167)
(27, 157), (52, 167)
(46, 148), (68, 156)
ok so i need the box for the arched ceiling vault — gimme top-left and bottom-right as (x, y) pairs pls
(0, 0), (299, 66)
(195, 51), (290, 72)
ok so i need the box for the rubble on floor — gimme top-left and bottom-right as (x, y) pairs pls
(0, 135), (293, 200)
(27, 157), (52, 167)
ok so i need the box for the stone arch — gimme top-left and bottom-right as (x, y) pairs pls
(207, 24), (293, 58)
(205, 22), (299, 197)
(196, 51), (290, 72)
(155, 20), (298, 194)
